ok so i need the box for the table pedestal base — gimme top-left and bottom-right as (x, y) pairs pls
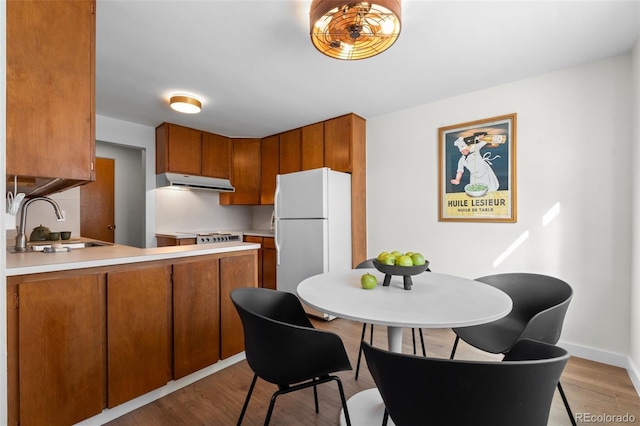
(340, 388), (395, 426)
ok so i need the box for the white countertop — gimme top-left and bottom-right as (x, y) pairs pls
(6, 240), (260, 276)
(241, 229), (274, 237)
(155, 229), (274, 238)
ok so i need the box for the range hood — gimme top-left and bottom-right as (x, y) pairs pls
(156, 172), (235, 192)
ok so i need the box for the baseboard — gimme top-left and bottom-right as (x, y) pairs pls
(559, 339), (640, 396)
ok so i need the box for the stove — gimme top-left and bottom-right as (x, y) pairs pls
(194, 231), (243, 244)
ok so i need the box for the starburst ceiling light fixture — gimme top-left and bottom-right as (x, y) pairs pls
(169, 94), (202, 114)
(310, 0), (401, 60)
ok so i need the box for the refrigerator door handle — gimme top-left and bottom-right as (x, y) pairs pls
(274, 219), (281, 265)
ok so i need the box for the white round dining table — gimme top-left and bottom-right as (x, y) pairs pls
(296, 268), (513, 426)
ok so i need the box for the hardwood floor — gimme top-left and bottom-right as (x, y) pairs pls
(106, 318), (640, 426)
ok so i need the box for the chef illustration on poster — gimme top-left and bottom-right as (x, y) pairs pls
(438, 114), (516, 222)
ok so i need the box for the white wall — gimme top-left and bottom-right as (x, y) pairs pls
(630, 37), (640, 390)
(155, 189), (252, 233)
(367, 55), (634, 361)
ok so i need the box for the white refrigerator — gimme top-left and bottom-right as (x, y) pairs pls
(275, 167), (352, 320)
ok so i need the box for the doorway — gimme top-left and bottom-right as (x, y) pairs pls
(79, 142), (146, 248)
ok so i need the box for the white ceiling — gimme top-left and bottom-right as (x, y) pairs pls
(96, 0), (640, 138)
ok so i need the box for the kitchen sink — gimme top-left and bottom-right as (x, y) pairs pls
(7, 240), (113, 253)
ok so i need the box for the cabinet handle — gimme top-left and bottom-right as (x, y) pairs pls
(108, 225), (116, 230)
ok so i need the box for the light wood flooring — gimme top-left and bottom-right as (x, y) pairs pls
(106, 318), (640, 426)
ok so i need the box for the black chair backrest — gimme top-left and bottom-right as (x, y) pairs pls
(363, 339), (569, 426)
(231, 287), (351, 385)
(476, 273), (573, 345)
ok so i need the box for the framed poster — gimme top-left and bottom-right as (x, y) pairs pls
(438, 113), (517, 222)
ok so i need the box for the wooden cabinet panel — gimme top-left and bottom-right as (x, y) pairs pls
(220, 253), (258, 358)
(262, 238), (277, 291)
(324, 115), (353, 173)
(173, 260), (220, 379)
(221, 138), (261, 205)
(202, 131), (232, 179)
(261, 135), (279, 205)
(156, 236), (197, 247)
(243, 236), (264, 286)
(279, 128), (302, 174)
(156, 122), (202, 175)
(107, 265), (172, 407)
(301, 122), (324, 170)
(6, 0), (96, 188)
(17, 274), (104, 426)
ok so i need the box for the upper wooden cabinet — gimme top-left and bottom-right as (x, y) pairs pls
(156, 123), (232, 179)
(220, 138), (261, 205)
(261, 135), (279, 205)
(6, 0), (96, 195)
(279, 128), (302, 174)
(301, 122), (324, 170)
(324, 113), (365, 173)
(202, 131), (232, 179)
(156, 123), (202, 175)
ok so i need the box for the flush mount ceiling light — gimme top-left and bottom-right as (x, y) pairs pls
(310, 0), (401, 60)
(169, 94), (202, 114)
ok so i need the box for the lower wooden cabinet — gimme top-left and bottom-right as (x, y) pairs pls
(11, 274), (104, 426)
(243, 236), (276, 290)
(7, 249), (258, 426)
(107, 265), (172, 407)
(173, 258), (220, 379)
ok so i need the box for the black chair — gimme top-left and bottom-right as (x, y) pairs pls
(230, 287), (352, 426)
(449, 273), (576, 425)
(363, 339), (570, 426)
(354, 258), (426, 380)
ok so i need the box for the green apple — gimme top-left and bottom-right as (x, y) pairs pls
(404, 251), (415, 257)
(382, 254), (396, 265)
(377, 251), (390, 262)
(391, 250), (402, 257)
(411, 253), (426, 266)
(361, 273), (377, 289)
(396, 255), (413, 266)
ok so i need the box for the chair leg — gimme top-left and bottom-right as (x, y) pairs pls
(237, 373), (258, 426)
(335, 376), (352, 426)
(449, 335), (460, 359)
(382, 408), (389, 426)
(355, 323), (367, 380)
(313, 383), (319, 413)
(418, 328), (426, 356)
(557, 381), (577, 426)
(411, 328), (417, 355)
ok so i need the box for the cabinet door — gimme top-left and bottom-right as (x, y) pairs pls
(18, 275), (104, 426)
(220, 253), (258, 359)
(243, 236), (264, 286)
(107, 265), (172, 407)
(173, 259), (220, 379)
(279, 128), (302, 174)
(301, 122), (324, 170)
(156, 123), (202, 175)
(261, 135), (279, 205)
(262, 237), (277, 291)
(7, 0), (95, 182)
(221, 138), (261, 205)
(324, 114), (353, 173)
(202, 131), (232, 179)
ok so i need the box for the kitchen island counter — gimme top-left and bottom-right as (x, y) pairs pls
(6, 240), (260, 276)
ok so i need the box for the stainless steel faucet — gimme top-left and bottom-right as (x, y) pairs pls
(14, 197), (64, 252)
